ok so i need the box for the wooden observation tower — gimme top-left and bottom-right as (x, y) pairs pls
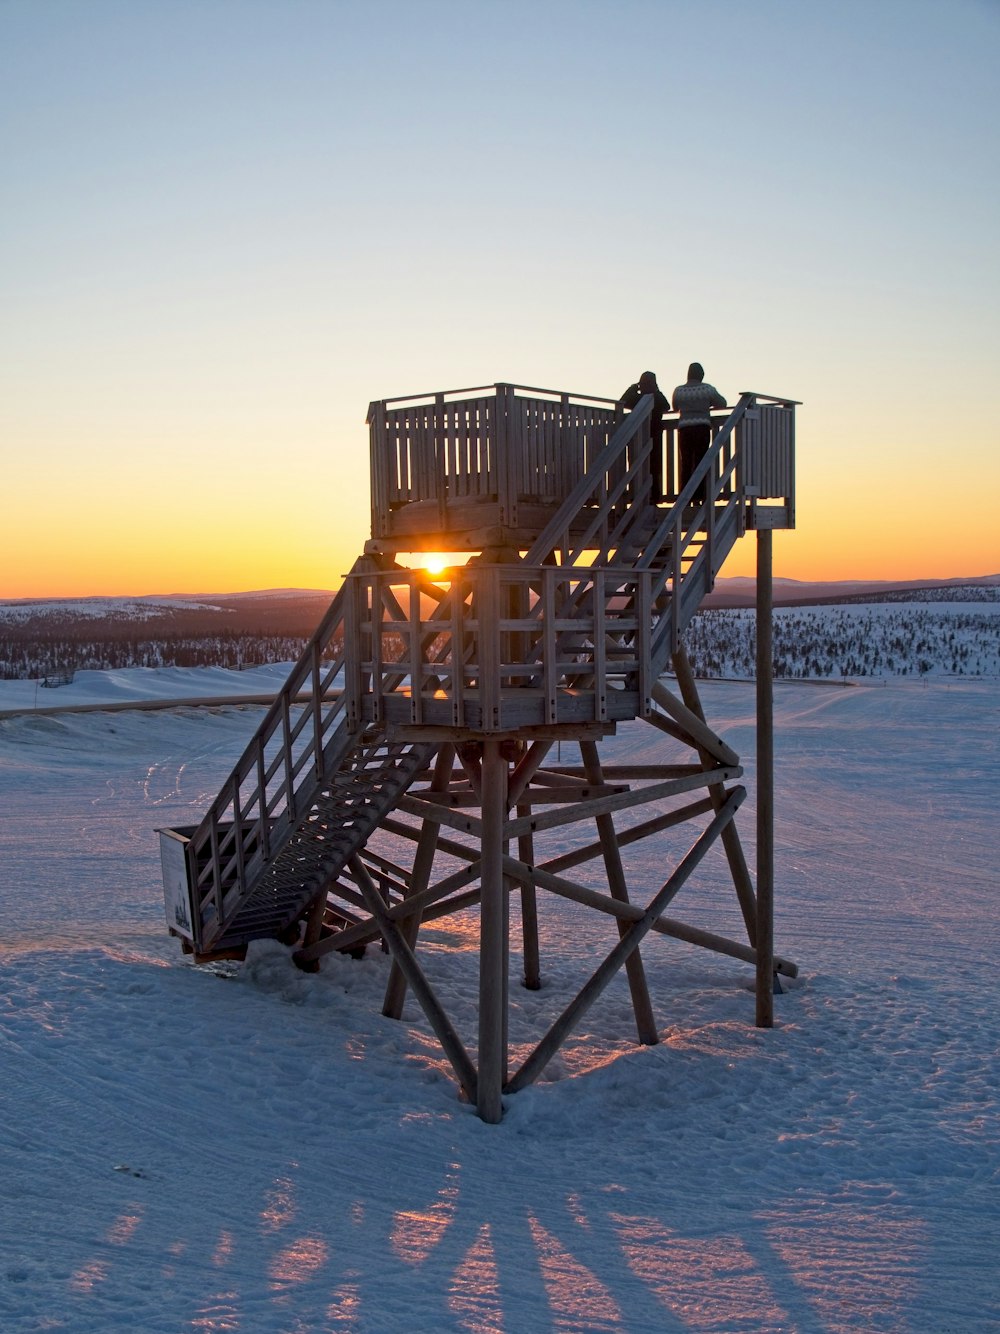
(159, 381), (799, 1121)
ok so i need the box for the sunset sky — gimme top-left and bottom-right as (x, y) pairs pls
(2, 0), (998, 598)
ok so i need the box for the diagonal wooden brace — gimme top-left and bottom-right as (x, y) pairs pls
(505, 785), (746, 1094)
(347, 854), (478, 1102)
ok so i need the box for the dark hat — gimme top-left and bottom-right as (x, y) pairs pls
(638, 370), (658, 392)
(687, 362), (704, 381)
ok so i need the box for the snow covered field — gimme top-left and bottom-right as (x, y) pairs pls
(1, 668), (997, 1332)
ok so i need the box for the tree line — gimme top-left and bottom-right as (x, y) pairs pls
(683, 605), (1000, 680)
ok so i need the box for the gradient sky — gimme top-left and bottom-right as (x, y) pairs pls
(2, 0), (998, 597)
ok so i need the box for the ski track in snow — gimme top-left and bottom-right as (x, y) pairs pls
(0, 678), (997, 1332)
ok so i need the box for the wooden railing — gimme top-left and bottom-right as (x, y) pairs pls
(368, 383), (621, 536)
(738, 396), (797, 526)
(343, 564), (654, 730)
(524, 391), (797, 661)
(368, 381), (796, 544)
(181, 575), (357, 949)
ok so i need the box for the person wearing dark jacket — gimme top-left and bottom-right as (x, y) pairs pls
(618, 370), (669, 501)
(672, 362), (726, 507)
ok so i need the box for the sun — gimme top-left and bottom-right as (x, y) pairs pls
(420, 553), (449, 575)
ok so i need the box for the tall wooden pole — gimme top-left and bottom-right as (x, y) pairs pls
(755, 530), (775, 1027)
(478, 739), (508, 1122)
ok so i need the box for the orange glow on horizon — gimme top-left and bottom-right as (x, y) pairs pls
(2, 415), (997, 599)
(2, 523), (996, 601)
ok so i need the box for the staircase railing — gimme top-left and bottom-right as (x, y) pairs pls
(525, 391), (796, 673)
(179, 565), (363, 951)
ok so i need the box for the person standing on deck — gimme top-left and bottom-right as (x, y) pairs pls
(672, 362), (727, 507)
(618, 370), (669, 502)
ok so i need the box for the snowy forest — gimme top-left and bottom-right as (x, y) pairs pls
(684, 598), (1000, 680)
(0, 593), (334, 682)
(1, 587), (997, 684)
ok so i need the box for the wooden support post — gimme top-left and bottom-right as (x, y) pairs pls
(295, 888), (330, 974)
(382, 743), (452, 1019)
(348, 855), (478, 1101)
(517, 811), (541, 990)
(507, 787), (745, 1094)
(756, 530), (775, 1027)
(580, 740), (658, 1045)
(510, 739), (548, 992)
(478, 739), (509, 1122)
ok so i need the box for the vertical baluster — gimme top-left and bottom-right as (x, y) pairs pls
(255, 742), (270, 862)
(593, 571), (607, 721)
(543, 566), (557, 724)
(478, 568), (500, 731)
(409, 573), (422, 724)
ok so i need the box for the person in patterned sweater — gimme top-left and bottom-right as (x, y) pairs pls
(672, 362), (727, 507)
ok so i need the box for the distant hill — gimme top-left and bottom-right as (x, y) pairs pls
(0, 590), (337, 632)
(0, 591), (340, 680)
(4, 577), (999, 632)
(704, 574), (1000, 607)
(5, 575), (999, 623)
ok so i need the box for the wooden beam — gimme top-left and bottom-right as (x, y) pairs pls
(505, 786), (746, 1093)
(395, 793), (485, 837)
(382, 743), (452, 1019)
(511, 739), (546, 992)
(296, 783), (731, 966)
(499, 854), (797, 977)
(347, 855), (478, 1101)
(295, 862), (486, 961)
(756, 531), (775, 1026)
(517, 807), (541, 991)
(478, 739), (508, 1122)
(541, 763), (714, 780)
(406, 782), (629, 807)
(504, 765), (741, 840)
(383, 722), (615, 744)
(580, 740), (657, 1045)
(540, 795), (717, 876)
(507, 739), (555, 806)
(295, 889), (330, 974)
(672, 644), (759, 944)
(651, 680), (740, 766)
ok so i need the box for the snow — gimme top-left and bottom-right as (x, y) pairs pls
(1, 670), (998, 1331)
(0, 598), (227, 623)
(0, 663), (295, 715)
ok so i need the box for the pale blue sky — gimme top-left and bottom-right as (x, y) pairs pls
(2, 0), (998, 593)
